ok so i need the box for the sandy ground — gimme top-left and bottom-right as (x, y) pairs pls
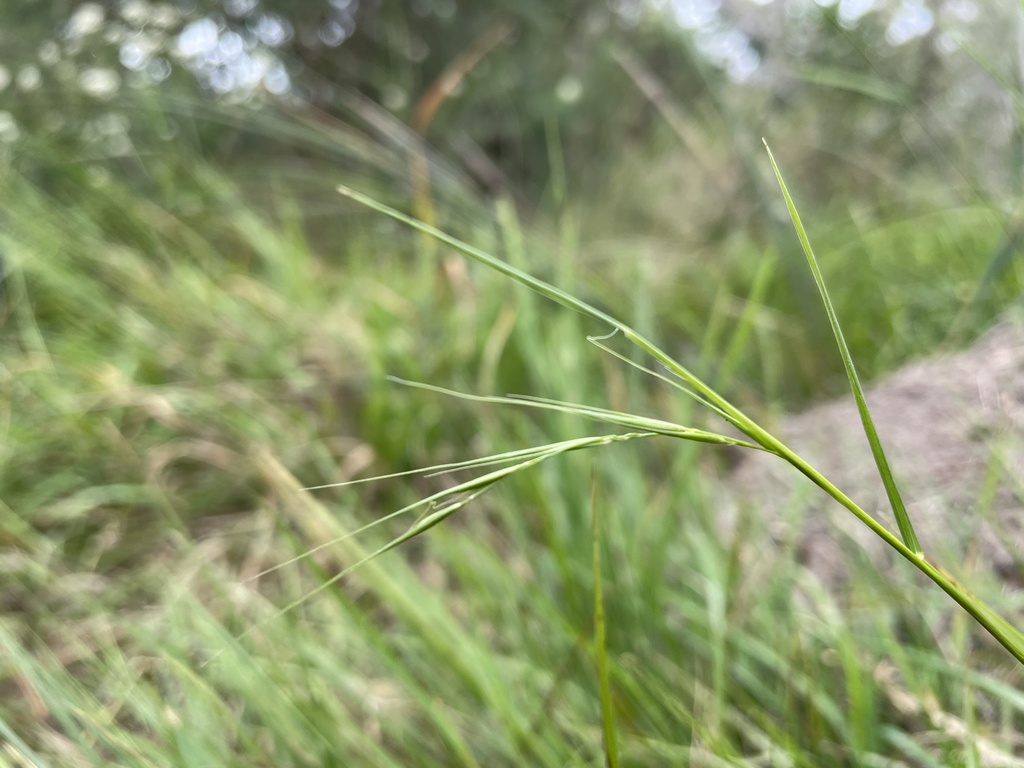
(724, 311), (1024, 587)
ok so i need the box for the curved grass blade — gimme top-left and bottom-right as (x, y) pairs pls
(585, 332), (738, 427)
(301, 440), (607, 491)
(763, 140), (922, 556)
(387, 376), (763, 449)
(337, 185), (757, 437)
(253, 433), (659, 585)
(239, 431), (659, 638)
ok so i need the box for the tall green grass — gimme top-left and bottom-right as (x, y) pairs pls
(331, 152), (1024, 664)
(4, 95), (1024, 766)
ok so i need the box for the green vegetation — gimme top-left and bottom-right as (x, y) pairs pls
(4, 2), (1024, 765)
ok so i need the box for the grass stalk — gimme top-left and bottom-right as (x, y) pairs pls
(335, 180), (1024, 665)
(591, 471), (620, 768)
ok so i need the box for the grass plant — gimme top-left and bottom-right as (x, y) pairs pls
(4, 94), (1024, 766)
(333, 165), (1024, 667)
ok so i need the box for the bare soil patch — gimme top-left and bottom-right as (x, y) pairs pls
(725, 312), (1024, 587)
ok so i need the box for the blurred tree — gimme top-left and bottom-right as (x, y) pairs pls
(0, 0), (1019, 218)
(0, 1), (715, 202)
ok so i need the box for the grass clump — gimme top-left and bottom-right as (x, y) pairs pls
(4, 95), (1024, 766)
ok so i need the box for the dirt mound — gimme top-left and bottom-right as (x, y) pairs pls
(725, 313), (1024, 586)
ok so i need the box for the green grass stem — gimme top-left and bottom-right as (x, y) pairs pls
(337, 181), (1024, 666)
(591, 471), (621, 768)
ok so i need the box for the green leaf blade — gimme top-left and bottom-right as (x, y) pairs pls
(591, 471), (620, 768)
(763, 140), (922, 556)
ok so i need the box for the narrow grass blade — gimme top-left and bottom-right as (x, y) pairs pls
(301, 440), (606, 491)
(264, 433), (663, 583)
(792, 66), (910, 103)
(338, 185), (624, 327)
(0, 715), (50, 768)
(388, 376), (763, 449)
(337, 184), (756, 437)
(247, 453), (549, 583)
(591, 470), (620, 768)
(717, 250), (777, 387)
(241, 432), (658, 634)
(585, 332), (738, 427)
(763, 140), (922, 556)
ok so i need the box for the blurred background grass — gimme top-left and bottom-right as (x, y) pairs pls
(2, 0), (1024, 765)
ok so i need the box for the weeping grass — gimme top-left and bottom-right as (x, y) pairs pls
(5, 94), (1024, 767)
(333, 166), (1024, 668)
